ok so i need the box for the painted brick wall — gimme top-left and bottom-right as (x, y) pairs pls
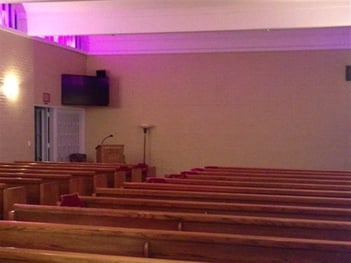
(0, 29), (34, 161)
(0, 28), (86, 161)
(86, 50), (351, 175)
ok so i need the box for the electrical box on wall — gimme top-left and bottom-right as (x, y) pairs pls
(346, 66), (351, 81)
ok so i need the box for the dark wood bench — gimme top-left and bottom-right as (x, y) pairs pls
(0, 246), (197, 263)
(0, 185), (26, 219)
(0, 166), (97, 195)
(80, 195), (351, 221)
(145, 177), (351, 196)
(13, 161), (152, 186)
(0, 220), (350, 262)
(0, 171), (78, 195)
(10, 203), (351, 241)
(16, 163), (122, 188)
(183, 170), (351, 180)
(121, 182), (351, 207)
(0, 177), (59, 205)
(159, 176), (351, 191)
(174, 173), (351, 186)
(196, 166), (351, 176)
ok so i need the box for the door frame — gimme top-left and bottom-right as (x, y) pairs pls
(34, 105), (85, 161)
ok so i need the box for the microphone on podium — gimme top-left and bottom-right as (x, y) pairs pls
(100, 134), (114, 145)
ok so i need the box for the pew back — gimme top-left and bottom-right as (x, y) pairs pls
(0, 171), (77, 194)
(180, 173), (351, 185)
(144, 179), (351, 198)
(0, 167), (96, 195)
(180, 171), (351, 181)
(161, 177), (351, 191)
(2, 186), (26, 219)
(0, 177), (59, 205)
(0, 221), (350, 262)
(12, 161), (150, 186)
(121, 182), (351, 208)
(201, 166), (351, 175)
(80, 195), (351, 221)
(10, 203), (351, 241)
(0, 246), (200, 263)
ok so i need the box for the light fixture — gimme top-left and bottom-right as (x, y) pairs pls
(1, 73), (19, 101)
(139, 124), (154, 164)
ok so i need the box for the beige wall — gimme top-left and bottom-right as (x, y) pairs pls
(0, 30), (34, 161)
(32, 41), (86, 106)
(2, 27), (351, 176)
(86, 51), (351, 175)
(0, 29), (86, 161)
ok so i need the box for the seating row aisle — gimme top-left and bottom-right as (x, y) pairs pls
(2, 164), (351, 262)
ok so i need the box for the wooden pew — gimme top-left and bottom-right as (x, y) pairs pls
(158, 177), (351, 191)
(16, 160), (156, 179)
(7, 162), (147, 188)
(0, 246), (198, 263)
(0, 220), (350, 262)
(96, 186), (351, 206)
(0, 177), (59, 206)
(10, 203), (351, 241)
(174, 173), (351, 186)
(79, 195), (351, 221)
(146, 177), (351, 194)
(13, 161), (150, 186)
(121, 182), (351, 207)
(0, 166), (97, 195)
(0, 171), (78, 195)
(1, 185), (26, 219)
(48, 164), (142, 187)
(18, 163), (120, 188)
(194, 166), (351, 176)
(183, 170), (351, 180)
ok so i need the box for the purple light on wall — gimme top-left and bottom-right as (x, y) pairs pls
(0, 4), (10, 27)
(41, 35), (81, 49)
(1, 3), (82, 50)
(0, 3), (19, 29)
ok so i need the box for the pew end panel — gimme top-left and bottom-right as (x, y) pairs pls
(131, 168), (143, 183)
(3, 186), (26, 220)
(114, 170), (128, 188)
(40, 181), (60, 205)
(93, 173), (109, 191)
(0, 183), (6, 219)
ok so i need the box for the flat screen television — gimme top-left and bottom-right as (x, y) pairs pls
(61, 74), (109, 106)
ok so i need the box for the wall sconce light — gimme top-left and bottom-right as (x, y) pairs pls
(1, 73), (19, 101)
(139, 123), (154, 164)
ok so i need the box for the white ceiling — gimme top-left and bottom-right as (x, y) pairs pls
(15, 0), (351, 35)
(2, 0), (351, 54)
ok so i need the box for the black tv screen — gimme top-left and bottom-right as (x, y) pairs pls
(61, 74), (109, 106)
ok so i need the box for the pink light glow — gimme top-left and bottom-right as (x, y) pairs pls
(0, 4), (11, 28)
(41, 35), (80, 49)
(1, 3), (81, 50)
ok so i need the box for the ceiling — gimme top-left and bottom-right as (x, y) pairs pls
(2, 0), (351, 54)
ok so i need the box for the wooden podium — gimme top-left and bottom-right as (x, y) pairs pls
(95, 144), (125, 163)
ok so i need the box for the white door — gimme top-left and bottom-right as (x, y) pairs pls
(35, 106), (85, 161)
(52, 107), (85, 161)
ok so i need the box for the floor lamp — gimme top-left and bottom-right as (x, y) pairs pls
(140, 124), (154, 164)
